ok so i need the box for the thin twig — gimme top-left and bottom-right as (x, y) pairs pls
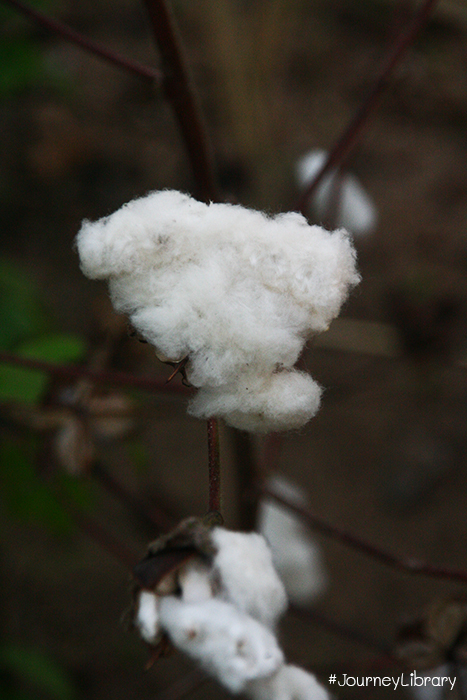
(297, 0), (439, 215)
(1, 0), (163, 84)
(207, 418), (221, 513)
(142, 0), (219, 203)
(0, 352), (192, 397)
(262, 485), (467, 585)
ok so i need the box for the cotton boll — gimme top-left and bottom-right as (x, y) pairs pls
(188, 370), (322, 433)
(134, 590), (161, 644)
(178, 558), (213, 604)
(211, 528), (287, 629)
(159, 597), (284, 694)
(258, 477), (327, 604)
(297, 150), (377, 237)
(76, 190), (360, 433)
(247, 664), (330, 700)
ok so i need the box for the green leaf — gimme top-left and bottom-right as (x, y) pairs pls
(0, 333), (87, 405)
(0, 438), (73, 534)
(0, 259), (49, 351)
(0, 644), (76, 700)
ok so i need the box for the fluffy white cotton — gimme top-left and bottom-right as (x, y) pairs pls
(178, 557), (213, 604)
(212, 527), (288, 629)
(134, 590), (160, 644)
(159, 597), (284, 694)
(258, 477), (327, 604)
(247, 664), (330, 700)
(297, 150), (377, 237)
(188, 370), (322, 433)
(76, 189), (359, 432)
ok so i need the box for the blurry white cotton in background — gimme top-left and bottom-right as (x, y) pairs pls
(257, 476), (327, 605)
(296, 149), (378, 237)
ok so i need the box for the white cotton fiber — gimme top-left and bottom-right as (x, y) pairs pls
(76, 190), (360, 432)
(212, 527), (288, 629)
(159, 597), (284, 694)
(297, 150), (377, 237)
(178, 557), (213, 604)
(258, 477), (327, 604)
(188, 370), (322, 433)
(247, 664), (330, 700)
(134, 590), (160, 644)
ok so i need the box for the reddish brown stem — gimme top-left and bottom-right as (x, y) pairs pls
(297, 0), (439, 215)
(262, 485), (467, 585)
(142, 0), (219, 203)
(1, 0), (163, 84)
(0, 352), (192, 396)
(207, 418), (221, 513)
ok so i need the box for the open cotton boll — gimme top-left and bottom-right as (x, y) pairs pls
(247, 664), (330, 700)
(297, 150), (377, 237)
(258, 477), (327, 604)
(159, 597), (284, 694)
(188, 370), (322, 433)
(76, 190), (359, 432)
(134, 590), (161, 644)
(178, 557), (213, 604)
(211, 528), (287, 629)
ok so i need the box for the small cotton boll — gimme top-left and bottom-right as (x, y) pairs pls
(76, 190), (360, 433)
(247, 664), (330, 700)
(159, 597), (284, 694)
(297, 150), (377, 237)
(178, 558), (213, 604)
(134, 591), (161, 644)
(212, 528), (287, 629)
(188, 370), (322, 433)
(258, 477), (327, 604)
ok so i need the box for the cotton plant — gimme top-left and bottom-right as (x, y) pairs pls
(131, 517), (329, 699)
(76, 189), (360, 433)
(296, 149), (378, 238)
(257, 476), (327, 605)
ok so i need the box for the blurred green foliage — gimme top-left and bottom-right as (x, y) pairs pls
(0, 0), (62, 98)
(0, 643), (77, 700)
(0, 258), (90, 531)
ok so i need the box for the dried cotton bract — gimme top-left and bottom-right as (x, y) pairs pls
(76, 190), (360, 432)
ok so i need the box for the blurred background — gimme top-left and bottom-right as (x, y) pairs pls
(2, 0), (467, 698)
